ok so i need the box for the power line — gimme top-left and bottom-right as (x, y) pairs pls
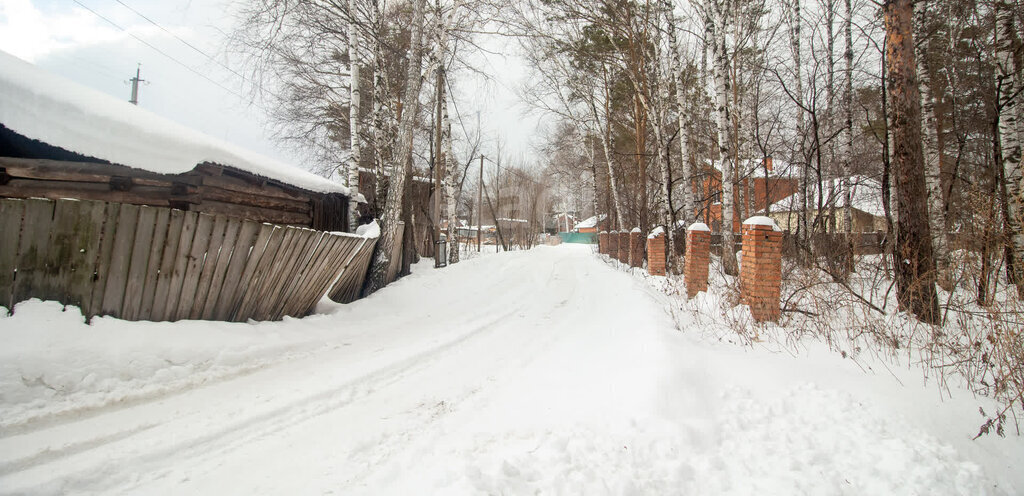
(112, 0), (257, 91)
(71, 0), (251, 102)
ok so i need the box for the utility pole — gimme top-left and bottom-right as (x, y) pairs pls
(128, 64), (144, 105)
(433, 69), (444, 248)
(477, 153), (483, 252)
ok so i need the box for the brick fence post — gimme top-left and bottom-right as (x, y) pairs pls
(599, 231), (608, 254)
(741, 216), (782, 322)
(617, 231), (629, 263)
(685, 223), (711, 298)
(647, 228), (666, 275)
(629, 228), (644, 268)
(607, 230), (618, 257)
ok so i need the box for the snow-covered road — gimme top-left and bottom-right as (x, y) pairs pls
(0, 245), (1019, 495)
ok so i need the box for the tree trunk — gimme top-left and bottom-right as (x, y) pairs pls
(365, 0), (427, 295)
(347, 0), (362, 231)
(884, 0), (940, 324)
(995, 0), (1024, 297)
(915, 2), (950, 280)
(709, 0), (738, 275)
(668, 3), (693, 227)
(785, 0), (810, 253)
(841, 0), (853, 235)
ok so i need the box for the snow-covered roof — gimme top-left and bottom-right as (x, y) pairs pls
(575, 214), (607, 229)
(0, 50), (347, 195)
(774, 176), (884, 218)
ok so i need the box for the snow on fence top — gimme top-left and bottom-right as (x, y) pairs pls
(687, 222), (711, 232)
(631, 227), (642, 233)
(648, 226), (665, 239)
(0, 50), (347, 195)
(743, 216), (781, 231)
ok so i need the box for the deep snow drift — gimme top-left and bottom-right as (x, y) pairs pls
(0, 245), (1020, 494)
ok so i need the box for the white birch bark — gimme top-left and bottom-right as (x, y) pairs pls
(841, 0), (853, 233)
(785, 0), (809, 241)
(366, 0), (427, 294)
(914, 2), (949, 272)
(667, 0), (693, 228)
(347, 0), (362, 231)
(995, 0), (1024, 294)
(708, 0), (738, 275)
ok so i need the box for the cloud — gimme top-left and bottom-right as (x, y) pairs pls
(0, 0), (162, 61)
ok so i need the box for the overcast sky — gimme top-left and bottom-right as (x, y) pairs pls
(0, 0), (542, 174)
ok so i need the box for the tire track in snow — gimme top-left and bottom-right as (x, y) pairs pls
(0, 251), (578, 495)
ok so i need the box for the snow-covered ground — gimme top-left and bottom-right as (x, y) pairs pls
(0, 245), (1020, 494)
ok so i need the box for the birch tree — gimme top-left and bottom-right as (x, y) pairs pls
(347, 0), (363, 230)
(995, 0), (1023, 297)
(365, 0), (428, 294)
(915, 2), (950, 278)
(707, 0), (740, 275)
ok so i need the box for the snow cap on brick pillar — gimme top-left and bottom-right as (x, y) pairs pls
(685, 223), (711, 298)
(606, 229), (618, 256)
(647, 227), (667, 276)
(741, 216), (782, 322)
(617, 230), (630, 263)
(629, 227), (643, 268)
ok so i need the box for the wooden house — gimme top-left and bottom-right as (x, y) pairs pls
(0, 50), (391, 322)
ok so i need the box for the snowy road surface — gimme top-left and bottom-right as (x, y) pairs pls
(1, 245), (1019, 494)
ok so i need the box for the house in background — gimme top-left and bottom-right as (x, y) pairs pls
(574, 214), (608, 233)
(552, 212), (577, 233)
(770, 176), (888, 233)
(0, 50), (393, 323)
(690, 157), (800, 233)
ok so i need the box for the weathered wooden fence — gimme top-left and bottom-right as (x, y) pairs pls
(0, 198), (378, 322)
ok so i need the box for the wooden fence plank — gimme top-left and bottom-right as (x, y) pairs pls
(55, 200), (107, 313)
(0, 199), (25, 311)
(282, 234), (340, 318)
(100, 203), (140, 318)
(86, 202), (121, 319)
(249, 227), (303, 321)
(189, 215), (229, 320)
(121, 206), (158, 320)
(264, 228), (319, 320)
(316, 236), (365, 309)
(175, 212), (215, 321)
(211, 220), (262, 321)
(233, 225), (285, 321)
(328, 237), (376, 305)
(12, 199), (57, 307)
(139, 207), (171, 319)
(200, 217), (243, 320)
(152, 209), (186, 321)
(163, 211), (198, 321)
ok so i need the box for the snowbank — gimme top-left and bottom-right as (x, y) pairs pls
(356, 219), (381, 238)
(0, 50), (347, 195)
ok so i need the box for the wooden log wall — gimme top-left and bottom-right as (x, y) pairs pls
(0, 198), (376, 322)
(0, 158), (348, 232)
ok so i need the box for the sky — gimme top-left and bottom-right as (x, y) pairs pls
(0, 0), (542, 175)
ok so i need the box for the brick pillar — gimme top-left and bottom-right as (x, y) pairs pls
(599, 231), (608, 254)
(629, 229), (643, 268)
(741, 217), (782, 322)
(647, 229), (666, 276)
(685, 223), (711, 298)
(617, 231), (630, 263)
(607, 230), (618, 257)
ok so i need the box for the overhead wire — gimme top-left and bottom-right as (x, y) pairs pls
(71, 0), (253, 103)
